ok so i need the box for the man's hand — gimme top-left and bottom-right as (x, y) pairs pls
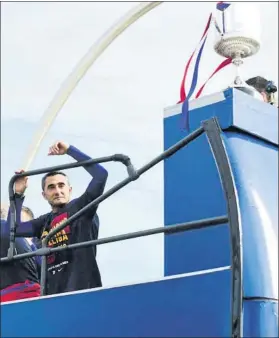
(48, 141), (69, 156)
(15, 170), (28, 195)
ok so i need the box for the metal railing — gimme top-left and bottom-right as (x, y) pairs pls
(0, 117), (243, 338)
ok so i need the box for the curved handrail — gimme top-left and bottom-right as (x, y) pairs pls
(202, 117), (243, 338)
(7, 154), (137, 260)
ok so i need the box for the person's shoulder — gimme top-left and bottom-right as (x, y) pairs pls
(66, 199), (77, 211)
(34, 212), (52, 224)
(38, 212), (51, 219)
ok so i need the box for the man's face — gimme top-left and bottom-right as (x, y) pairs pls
(42, 174), (72, 207)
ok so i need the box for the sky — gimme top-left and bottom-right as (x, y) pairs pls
(1, 1), (278, 288)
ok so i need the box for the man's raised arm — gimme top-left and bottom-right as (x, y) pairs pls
(48, 142), (108, 216)
(66, 145), (108, 184)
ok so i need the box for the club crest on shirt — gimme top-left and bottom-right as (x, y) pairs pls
(41, 212), (71, 247)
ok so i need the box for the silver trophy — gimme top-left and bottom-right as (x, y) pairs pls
(213, 3), (261, 91)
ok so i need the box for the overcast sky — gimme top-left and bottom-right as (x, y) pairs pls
(1, 1), (278, 287)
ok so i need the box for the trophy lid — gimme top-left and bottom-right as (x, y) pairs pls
(214, 3), (261, 59)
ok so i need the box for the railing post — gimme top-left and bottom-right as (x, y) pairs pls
(40, 244), (48, 296)
(7, 176), (20, 259)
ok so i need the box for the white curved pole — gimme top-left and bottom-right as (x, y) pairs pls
(22, 1), (163, 170)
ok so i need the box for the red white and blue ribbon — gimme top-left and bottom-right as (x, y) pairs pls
(178, 13), (212, 130)
(195, 58), (232, 99)
(178, 13), (212, 104)
(178, 2), (231, 130)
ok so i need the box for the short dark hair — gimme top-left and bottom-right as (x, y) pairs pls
(22, 206), (34, 219)
(41, 171), (68, 190)
(246, 76), (268, 93)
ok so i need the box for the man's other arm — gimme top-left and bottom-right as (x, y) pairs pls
(7, 195), (46, 238)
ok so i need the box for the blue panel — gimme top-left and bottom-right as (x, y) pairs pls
(164, 112), (230, 276)
(187, 89), (233, 132)
(171, 88), (278, 145)
(243, 299), (279, 337)
(164, 89), (278, 295)
(1, 269), (231, 338)
(222, 132), (278, 299)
